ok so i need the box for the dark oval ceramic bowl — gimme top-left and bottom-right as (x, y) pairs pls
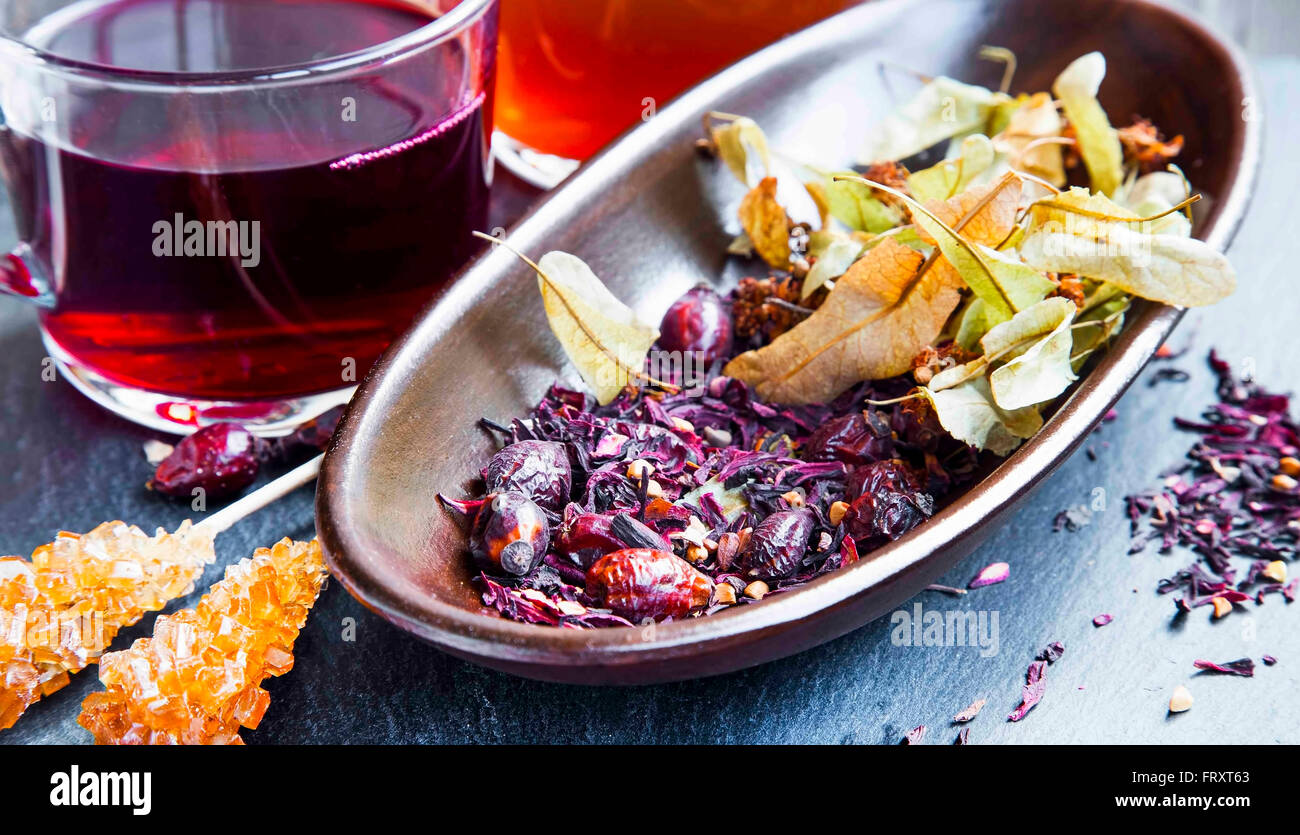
(318, 0), (1259, 684)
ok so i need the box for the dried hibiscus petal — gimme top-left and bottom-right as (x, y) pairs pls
(1192, 657), (1255, 677)
(969, 562), (1010, 589)
(1008, 660), (1048, 722)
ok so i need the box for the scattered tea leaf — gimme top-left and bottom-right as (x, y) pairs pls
(906, 134), (996, 202)
(986, 297), (1078, 410)
(994, 91), (1066, 186)
(801, 233), (864, 299)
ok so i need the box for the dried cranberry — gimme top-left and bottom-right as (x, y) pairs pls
(845, 459), (921, 501)
(484, 440), (572, 513)
(151, 422), (260, 499)
(585, 548), (713, 621)
(803, 412), (891, 466)
(742, 509), (815, 580)
(658, 286), (733, 365)
(471, 491), (550, 575)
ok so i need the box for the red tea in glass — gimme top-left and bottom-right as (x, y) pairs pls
(0, 0), (498, 432)
(494, 0), (854, 177)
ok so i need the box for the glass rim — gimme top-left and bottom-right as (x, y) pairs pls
(0, 0), (495, 89)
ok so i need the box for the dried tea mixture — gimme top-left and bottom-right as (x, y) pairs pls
(444, 49), (1237, 629)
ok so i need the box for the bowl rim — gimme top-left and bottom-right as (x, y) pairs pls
(317, 0), (1262, 669)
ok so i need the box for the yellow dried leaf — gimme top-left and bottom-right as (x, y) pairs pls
(739, 177), (792, 269)
(723, 238), (962, 404)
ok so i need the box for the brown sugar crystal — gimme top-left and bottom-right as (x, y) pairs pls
(78, 537), (326, 744)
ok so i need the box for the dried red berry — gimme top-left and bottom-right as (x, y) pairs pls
(484, 440), (572, 513)
(556, 509), (668, 566)
(151, 422), (259, 499)
(742, 509), (814, 580)
(471, 492), (550, 575)
(658, 286), (734, 364)
(585, 548), (714, 621)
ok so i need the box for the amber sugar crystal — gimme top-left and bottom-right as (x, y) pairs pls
(0, 521), (215, 731)
(78, 538), (326, 744)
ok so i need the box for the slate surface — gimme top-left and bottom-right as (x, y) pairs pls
(2, 1), (1298, 744)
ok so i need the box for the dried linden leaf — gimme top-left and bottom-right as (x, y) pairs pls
(712, 116), (822, 228)
(922, 376), (1042, 455)
(825, 174), (904, 233)
(1052, 53), (1124, 196)
(859, 76), (1004, 164)
(994, 91), (1066, 186)
(740, 176), (793, 269)
(1019, 188), (1235, 307)
(724, 237), (961, 404)
(985, 297), (1079, 410)
(907, 134), (996, 202)
(878, 174), (1052, 323)
(534, 251), (660, 404)
(801, 234), (864, 299)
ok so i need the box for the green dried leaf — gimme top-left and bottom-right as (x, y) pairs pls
(1020, 188), (1235, 307)
(860, 76), (1004, 164)
(1052, 53), (1124, 196)
(825, 174), (904, 233)
(922, 376), (1042, 456)
(802, 234), (864, 299)
(986, 297), (1078, 409)
(907, 134), (996, 202)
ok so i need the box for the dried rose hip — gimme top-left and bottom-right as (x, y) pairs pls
(484, 440), (572, 513)
(803, 412), (891, 466)
(658, 286), (733, 365)
(471, 492), (550, 575)
(844, 491), (933, 542)
(742, 509), (814, 580)
(151, 422), (260, 499)
(844, 458), (921, 501)
(585, 548), (714, 621)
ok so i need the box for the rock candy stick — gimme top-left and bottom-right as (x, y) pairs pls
(0, 521), (215, 731)
(78, 537), (327, 745)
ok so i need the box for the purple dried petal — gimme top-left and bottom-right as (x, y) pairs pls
(968, 561), (1010, 589)
(1008, 660), (1048, 722)
(1092, 613), (1113, 627)
(1193, 658), (1255, 677)
(902, 724), (926, 745)
(955, 727), (971, 745)
(1263, 655), (1278, 666)
(1036, 641), (1065, 664)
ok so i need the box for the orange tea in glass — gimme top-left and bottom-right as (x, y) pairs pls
(495, 0), (855, 185)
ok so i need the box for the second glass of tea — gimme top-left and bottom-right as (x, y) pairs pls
(0, 0), (498, 433)
(494, 0), (855, 186)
